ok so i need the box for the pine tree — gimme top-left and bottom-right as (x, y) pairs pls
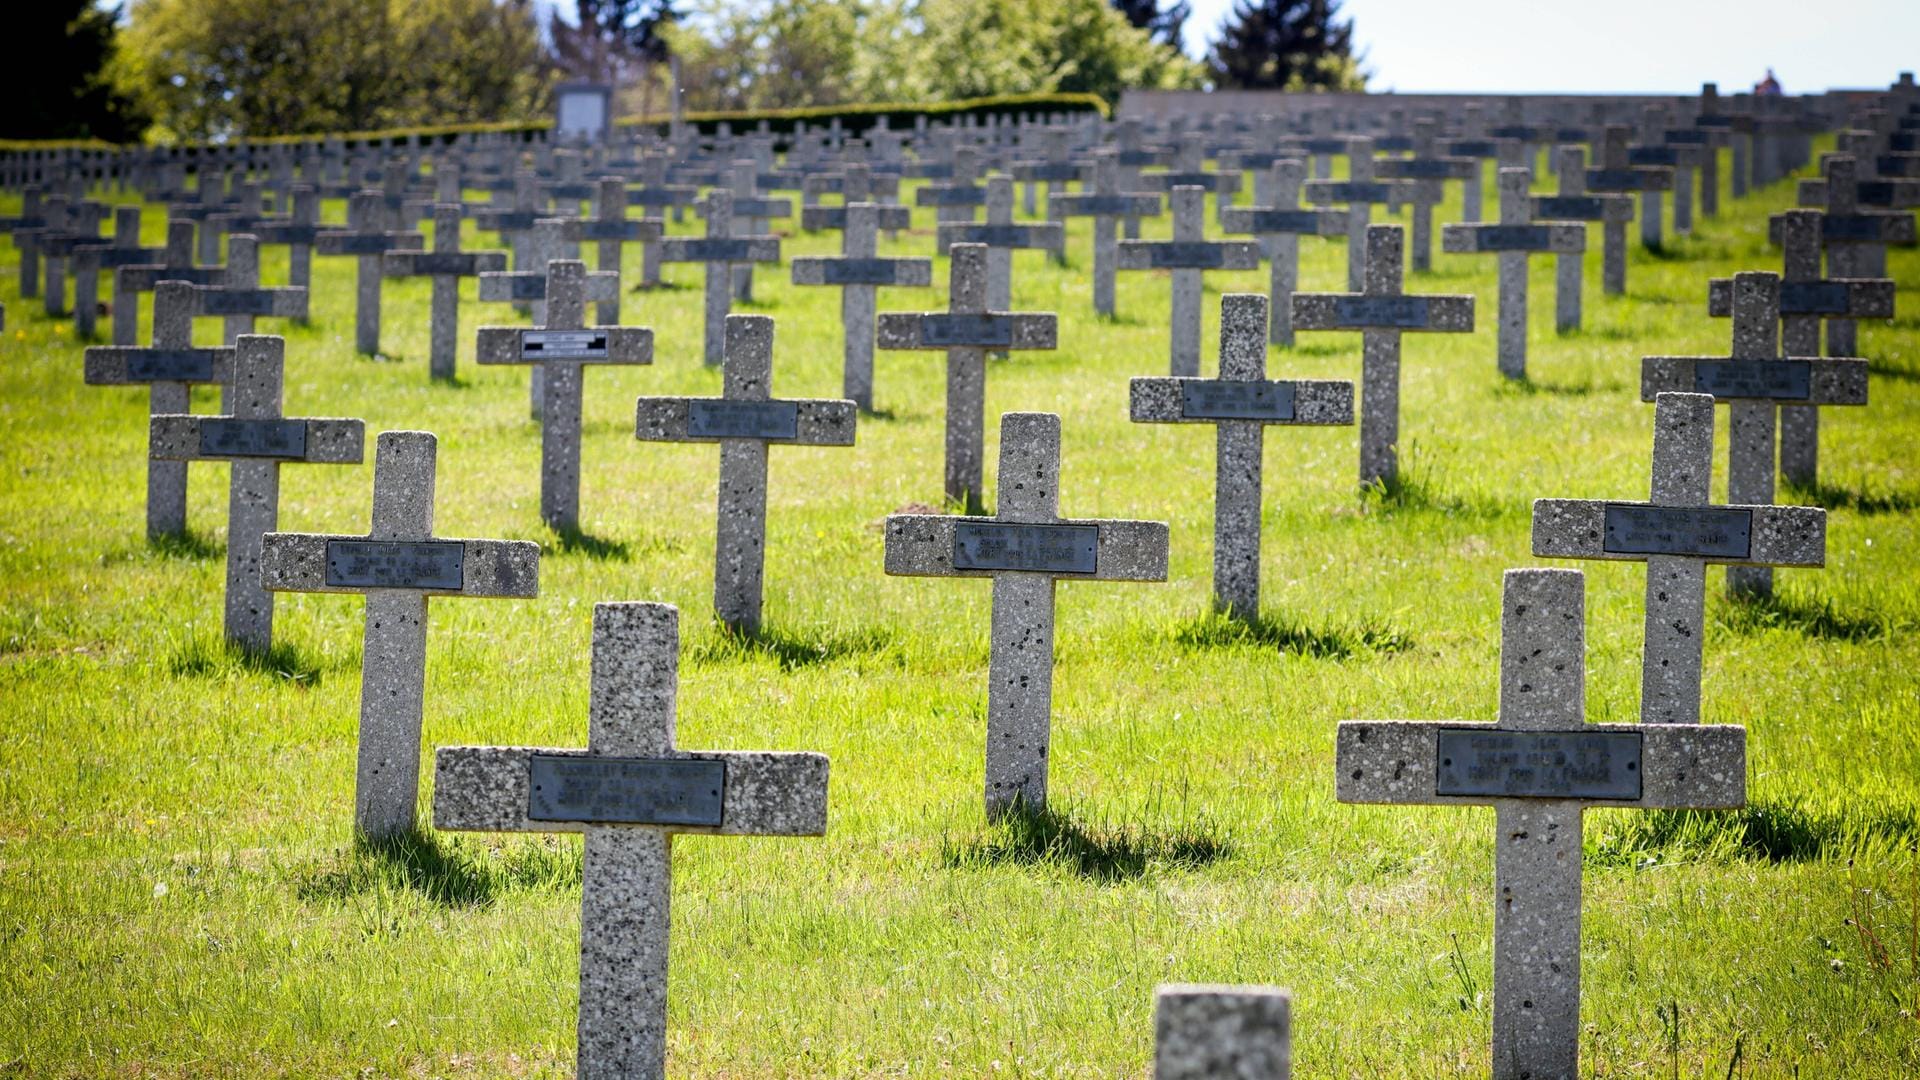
(3, 1), (148, 140)
(1207, 0), (1366, 91)
(1110, 0), (1192, 49)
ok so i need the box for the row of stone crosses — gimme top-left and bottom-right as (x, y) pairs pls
(7, 74), (1919, 1078)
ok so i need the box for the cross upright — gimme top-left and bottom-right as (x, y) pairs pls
(562, 177), (663, 325)
(1154, 985), (1292, 1080)
(635, 314), (855, 633)
(876, 243), (1059, 509)
(383, 202), (509, 380)
(724, 160), (792, 302)
(149, 334), (365, 651)
(915, 145), (987, 223)
(112, 219), (226, 347)
(1630, 106), (1703, 237)
(1118, 186), (1259, 377)
(1304, 137), (1417, 291)
(655, 189), (782, 366)
(791, 202), (933, 410)
(1376, 118), (1476, 272)
(478, 260), (654, 532)
(628, 155), (701, 286)
(1533, 391), (1825, 724)
(83, 280), (235, 539)
(1586, 125), (1673, 251)
(1290, 225), (1475, 486)
(1, 187), (46, 299)
(479, 218), (620, 419)
(1048, 152), (1162, 317)
(884, 412), (1168, 817)
(249, 185), (322, 294)
(71, 206), (159, 340)
(936, 173), (1065, 322)
(799, 163), (911, 234)
(316, 191), (424, 357)
(473, 169), (543, 307)
(194, 234), (309, 345)
(1011, 126), (1081, 230)
(1220, 158), (1345, 345)
(1129, 294), (1353, 617)
(1533, 144), (1632, 306)
(259, 430), (541, 838)
(432, 600), (828, 1080)
(1775, 154), (1917, 357)
(1336, 567), (1746, 1080)
(1442, 167), (1585, 379)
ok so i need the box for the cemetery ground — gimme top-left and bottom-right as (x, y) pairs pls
(1, 147), (1917, 1077)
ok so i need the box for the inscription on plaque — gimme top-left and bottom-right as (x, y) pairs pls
(1778, 281), (1851, 315)
(407, 253), (482, 276)
(497, 276), (549, 301)
(324, 540), (466, 590)
(953, 522), (1099, 574)
(1325, 182), (1391, 202)
(1692, 359), (1812, 400)
(1628, 148), (1680, 167)
(921, 314), (1012, 348)
(198, 418), (307, 458)
(1449, 140), (1497, 157)
(1072, 196), (1151, 216)
(523, 330), (609, 360)
(527, 755), (726, 826)
(1180, 380), (1295, 421)
(126, 350), (217, 382)
(1470, 225), (1552, 250)
(198, 291), (278, 316)
(1586, 169), (1643, 190)
(1244, 210), (1326, 232)
(953, 225), (1033, 247)
(689, 400), (800, 440)
(677, 239), (755, 262)
(571, 221), (638, 242)
(1145, 243), (1228, 269)
(1331, 295), (1430, 328)
(1602, 504), (1753, 559)
(821, 258), (899, 285)
(1436, 729), (1643, 799)
(1535, 196), (1607, 219)
(1388, 159), (1464, 179)
(324, 234), (403, 256)
(1822, 216), (1885, 242)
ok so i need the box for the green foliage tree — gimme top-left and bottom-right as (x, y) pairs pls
(1110, 0), (1190, 50)
(1207, 0), (1366, 92)
(2, 2), (148, 140)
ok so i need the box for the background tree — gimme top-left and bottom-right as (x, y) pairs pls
(1110, 0), (1190, 50)
(1208, 0), (1366, 91)
(3, 2), (148, 141)
(548, 1), (680, 116)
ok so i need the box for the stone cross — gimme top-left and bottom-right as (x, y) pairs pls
(1129, 294), (1353, 617)
(1118, 186), (1259, 377)
(1442, 168), (1585, 379)
(1586, 126), (1673, 251)
(1290, 225), (1475, 486)
(473, 170), (543, 306)
(1154, 984), (1292, 1080)
(876, 244), (1059, 509)
(562, 177), (663, 325)
(431, 600), (828, 1080)
(1336, 567), (1745, 1080)
(1048, 152), (1161, 316)
(655, 190), (781, 366)
(1630, 108), (1702, 236)
(194, 234), (309, 345)
(936, 174), (1065, 321)
(799, 164), (911, 234)
(1779, 155), (1917, 357)
(1532, 144), (1632, 308)
(34, 195), (108, 317)
(316, 191), (424, 357)
(1140, 134), (1242, 229)
(477, 260), (653, 532)
(383, 203), (508, 380)
(1305, 137), (1416, 291)
(2, 187), (45, 299)
(1220, 159), (1345, 345)
(627, 157), (701, 285)
(1011, 127), (1081, 238)
(791, 202), (933, 410)
(112, 219), (226, 347)
(149, 335), (364, 650)
(72, 206), (159, 341)
(635, 315), (855, 633)
(884, 412), (1168, 817)
(478, 218), (621, 419)
(915, 145), (987, 224)
(259, 430), (541, 838)
(1533, 392), (1826, 724)
(250, 186), (322, 294)
(724, 160), (792, 301)
(83, 281), (235, 539)
(1376, 119), (1476, 272)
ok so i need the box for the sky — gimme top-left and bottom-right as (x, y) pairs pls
(1179, 0), (1919, 94)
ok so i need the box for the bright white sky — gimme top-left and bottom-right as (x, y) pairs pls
(1180, 0), (1920, 94)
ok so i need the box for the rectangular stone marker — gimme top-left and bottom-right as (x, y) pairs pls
(432, 601), (828, 1080)
(1442, 168), (1584, 379)
(1117, 186), (1259, 376)
(790, 202), (932, 410)
(656, 189), (781, 365)
(1154, 984), (1292, 1080)
(1180, 379), (1295, 420)
(383, 203), (508, 380)
(1050, 152), (1162, 316)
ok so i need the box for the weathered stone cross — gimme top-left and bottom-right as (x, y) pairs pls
(1376, 118), (1476, 272)
(915, 145), (986, 224)
(937, 173), (1064, 324)
(1048, 152), (1161, 316)
(562, 177), (663, 326)
(316, 191), (424, 357)
(1118, 186), (1259, 376)
(1153, 984), (1292, 1080)
(791, 202), (933, 410)
(249, 185), (323, 294)
(478, 218), (621, 419)
(194, 234), (309, 345)
(1304, 137), (1416, 291)
(1531, 144), (1632, 314)
(71, 206), (159, 341)
(1220, 159), (1345, 346)
(112, 220), (226, 347)
(383, 203), (508, 380)
(655, 189), (781, 366)
(1442, 167), (1585, 379)
(1773, 154), (1916, 358)
(1586, 125), (1673, 254)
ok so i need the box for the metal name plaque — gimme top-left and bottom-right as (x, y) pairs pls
(821, 258), (899, 285)
(1587, 169), (1641, 190)
(1471, 225), (1552, 251)
(1073, 196), (1146, 216)
(522, 330), (609, 360)
(126, 350), (217, 382)
(689, 400), (800, 440)
(1180, 380), (1295, 421)
(326, 234), (400, 255)
(1246, 210), (1324, 232)
(1692, 360), (1812, 400)
(1436, 729), (1643, 800)
(407, 253), (481, 276)
(1822, 216), (1884, 242)
(1858, 180), (1897, 204)
(1778, 281), (1851, 315)
(956, 225), (1032, 247)
(572, 221), (637, 242)
(676, 239), (754, 262)
(198, 290), (278, 316)
(1391, 159), (1461, 179)
(498, 276), (549, 301)
(953, 522), (1099, 574)
(1449, 140), (1497, 157)
(1601, 504), (1753, 559)
(921, 314), (1012, 348)
(1332, 295), (1429, 328)
(323, 540), (466, 590)
(1338, 182), (1392, 202)
(1628, 148), (1680, 167)
(198, 418), (308, 458)
(527, 755), (726, 827)
(1146, 243), (1228, 269)
(1535, 196), (1606, 218)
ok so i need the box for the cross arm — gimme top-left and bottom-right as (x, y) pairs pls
(431, 746), (830, 836)
(800, 204), (913, 232)
(883, 514), (1169, 582)
(314, 231), (424, 256)
(1116, 240), (1260, 271)
(114, 265), (225, 289)
(1302, 179), (1417, 204)
(84, 346), (236, 386)
(1705, 277), (1893, 320)
(1531, 498), (1825, 567)
(876, 312), (1057, 351)
(935, 222), (1066, 254)
(790, 256), (933, 287)
(1798, 178), (1920, 209)
(915, 186), (987, 208)
(149, 416), (365, 463)
(1531, 195), (1633, 224)
(1047, 193), (1162, 218)
(1640, 356), (1867, 404)
(1289, 293), (1475, 332)
(383, 250), (507, 278)
(1377, 158), (1477, 181)
(476, 325), (653, 365)
(634, 396), (856, 446)
(1766, 212), (1917, 247)
(563, 218), (664, 244)
(1440, 222), (1586, 254)
(195, 286), (309, 319)
(1219, 207), (1346, 237)
(1128, 377), (1354, 425)
(652, 236), (781, 264)
(477, 270), (620, 304)
(259, 533), (540, 598)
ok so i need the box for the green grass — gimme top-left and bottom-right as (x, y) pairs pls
(1, 140), (1917, 1077)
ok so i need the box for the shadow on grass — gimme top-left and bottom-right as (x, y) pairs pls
(147, 529), (224, 561)
(632, 279), (694, 293)
(1562, 322), (1645, 341)
(1868, 358), (1920, 384)
(1714, 589), (1904, 643)
(1357, 466), (1517, 521)
(689, 621), (899, 672)
(1591, 797), (1919, 866)
(294, 830), (580, 908)
(1490, 372), (1625, 397)
(549, 525), (632, 561)
(1169, 607), (1412, 660)
(168, 634), (332, 684)
(1095, 311), (1149, 328)
(940, 800), (1231, 883)
(1786, 477), (1920, 516)
(1286, 340), (1352, 357)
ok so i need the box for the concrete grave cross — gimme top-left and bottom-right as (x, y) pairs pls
(791, 202), (933, 410)
(800, 164), (911, 234)
(1713, 209), (1892, 488)
(479, 218), (621, 419)
(383, 203), (508, 380)
(71, 206), (160, 341)
(473, 170), (544, 301)
(112, 220), (227, 347)
(884, 412), (1169, 817)
(194, 234), (309, 346)
(83, 281), (236, 539)
(936, 174), (1065, 321)
(635, 314), (855, 633)
(655, 189), (782, 366)
(1630, 106), (1703, 236)
(1304, 137), (1417, 291)
(1048, 152), (1162, 316)
(478, 260), (653, 532)
(1290, 225), (1475, 486)
(1141, 133), (1242, 228)
(561, 177), (663, 326)
(1532, 144), (1632, 308)
(249, 185), (322, 293)
(1585, 125), (1673, 250)
(1011, 126), (1081, 228)
(0, 187), (46, 299)
(149, 335), (364, 651)
(1336, 568), (1746, 1080)
(33, 194), (109, 317)
(626, 156), (701, 285)
(1375, 118), (1476, 272)
(724, 160), (793, 302)
(432, 600), (828, 1080)
(1775, 154), (1917, 357)
(915, 145), (987, 223)
(1118, 186), (1260, 377)
(1442, 167), (1585, 379)
(259, 430), (541, 838)
(1129, 294), (1354, 617)
(1533, 392), (1825, 724)
(876, 243), (1059, 509)
(1221, 159), (1345, 346)
(315, 191), (425, 357)
(1154, 984), (1292, 1080)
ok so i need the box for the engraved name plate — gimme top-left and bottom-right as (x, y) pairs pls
(127, 350), (218, 382)
(198, 418), (308, 458)
(324, 540), (465, 590)
(523, 330), (609, 360)
(527, 755), (725, 826)
(572, 220), (640, 242)
(1823, 216), (1885, 242)
(821, 258), (900, 285)
(1692, 359), (1812, 400)
(1180, 380), (1295, 420)
(676, 239), (754, 262)
(1601, 504), (1753, 559)
(1586, 169), (1642, 190)
(1389, 159), (1462, 179)
(1472, 225), (1552, 250)
(1535, 196), (1607, 219)
(325, 234), (401, 255)
(1244, 210), (1326, 232)
(953, 522), (1099, 574)
(1145, 243), (1228, 268)
(688, 400), (800, 440)
(406, 253), (483, 276)
(198, 291), (278, 316)
(1332, 295), (1430, 328)
(921, 314), (1012, 347)
(1436, 729), (1643, 799)
(1072, 196), (1148, 216)
(1777, 281), (1851, 315)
